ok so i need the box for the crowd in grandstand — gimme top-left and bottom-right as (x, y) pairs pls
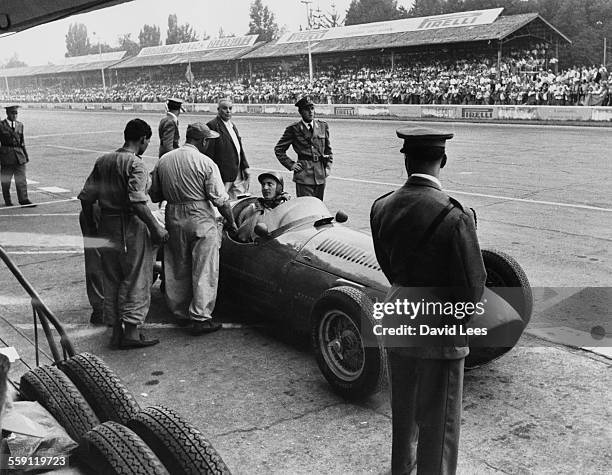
(2, 52), (610, 107)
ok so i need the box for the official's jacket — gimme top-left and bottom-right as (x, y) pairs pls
(206, 117), (249, 182)
(370, 175), (486, 359)
(158, 113), (179, 158)
(0, 119), (28, 166)
(274, 119), (332, 185)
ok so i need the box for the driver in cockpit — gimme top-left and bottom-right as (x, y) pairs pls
(235, 171), (291, 242)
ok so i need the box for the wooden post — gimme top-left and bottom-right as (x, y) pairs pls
(391, 51), (395, 71)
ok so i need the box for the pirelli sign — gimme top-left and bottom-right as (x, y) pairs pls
(462, 108), (494, 119)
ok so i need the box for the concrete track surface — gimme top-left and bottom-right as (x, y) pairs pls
(0, 110), (610, 473)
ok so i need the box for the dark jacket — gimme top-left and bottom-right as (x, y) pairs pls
(158, 113), (179, 158)
(274, 119), (332, 185)
(206, 117), (249, 182)
(0, 119), (28, 166)
(370, 175), (486, 359)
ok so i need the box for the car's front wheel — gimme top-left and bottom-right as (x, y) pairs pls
(312, 286), (386, 400)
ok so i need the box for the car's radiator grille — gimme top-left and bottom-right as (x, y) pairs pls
(315, 238), (381, 271)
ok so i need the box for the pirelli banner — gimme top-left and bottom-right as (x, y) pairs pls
(277, 8), (503, 44)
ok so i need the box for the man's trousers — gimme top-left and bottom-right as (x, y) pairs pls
(164, 204), (220, 323)
(1, 162), (29, 204)
(295, 183), (325, 200)
(98, 214), (154, 326)
(387, 350), (465, 475)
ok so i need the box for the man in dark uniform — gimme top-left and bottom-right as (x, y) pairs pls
(274, 96), (332, 200)
(79, 119), (169, 349)
(158, 98), (184, 158)
(0, 105), (34, 207)
(370, 127), (486, 475)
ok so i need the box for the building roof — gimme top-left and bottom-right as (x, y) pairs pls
(0, 51), (127, 78)
(111, 36), (261, 69)
(242, 12), (571, 60)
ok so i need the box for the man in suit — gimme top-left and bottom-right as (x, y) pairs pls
(274, 96), (332, 200)
(0, 105), (34, 207)
(158, 98), (184, 158)
(370, 127), (487, 475)
(206, 98), (250, 199)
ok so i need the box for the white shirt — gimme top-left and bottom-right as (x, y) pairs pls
(222, 119), (241, 158)
(411, 173), (441, 188)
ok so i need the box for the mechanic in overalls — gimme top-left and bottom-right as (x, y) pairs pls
(79, 119), (169, 349)
(149, 123), (237, 335)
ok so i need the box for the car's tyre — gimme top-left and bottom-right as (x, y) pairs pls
(58, 352), (140, 425)
(19, 365), (100, 443)
(482, 248), (533, 325)
(83, 421), (169, 475)
(127, 405), (230, 475)
(312, 286), (386, 400)
(466, 249), (533, 369)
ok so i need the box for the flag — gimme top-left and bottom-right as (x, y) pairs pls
(185, 61), (194, 84)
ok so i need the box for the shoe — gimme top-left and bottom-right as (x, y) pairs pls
(109, 322), (124, 349)
(19, 200), (36, 208)
(4, 202), (13, 207)
(90, 312), (105, 325)
(175, 319), (192, 327)
(119, 332), (160, 349)
(190, 320), (222, 335)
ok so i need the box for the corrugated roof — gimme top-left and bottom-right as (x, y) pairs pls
(111, 43), (262, 69)
(0, 51), (127, 77)
(243, 13), (566, 59)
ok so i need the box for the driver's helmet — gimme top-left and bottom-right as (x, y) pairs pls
(258, 171), (284, 193)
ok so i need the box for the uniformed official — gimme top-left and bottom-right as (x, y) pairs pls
(0, 105), (35, 207)
(370, 127), (486, 475)
(158, 98), (184, 158)
(274, 96), (332, 200)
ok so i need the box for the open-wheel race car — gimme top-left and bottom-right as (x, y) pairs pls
(217, 196), (533, 400)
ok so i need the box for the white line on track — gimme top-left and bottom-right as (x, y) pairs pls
(43, 145), (612, 213)
(0, 213), (79, 217)
(4, 250), (82, 255)
(0, 197), (78, 210)
(29, 130), (121, 139)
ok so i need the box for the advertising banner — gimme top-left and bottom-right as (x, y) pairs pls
(462, 107), (494, 119)
(422, 107), (456, 119)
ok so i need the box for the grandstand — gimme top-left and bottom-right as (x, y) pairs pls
(4, 8), (608, 107)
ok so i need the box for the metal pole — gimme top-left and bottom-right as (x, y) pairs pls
(3, 75), (9, 95)
(301, 0), (313, 84)
(99, 42), (106, 94)
(497, 41), (502, 80)
(604, 37), (607, 67)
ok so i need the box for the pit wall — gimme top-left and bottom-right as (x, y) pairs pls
(19, 102), (612, 122)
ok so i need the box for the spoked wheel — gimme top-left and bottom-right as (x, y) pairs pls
(312, 286), (386, 400)
(319, 308), (365, 383)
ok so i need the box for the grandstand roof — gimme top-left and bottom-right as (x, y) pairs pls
(111, 36), (261, 69)
(0, 51), (127, 78)
(242, 12), (571, 60)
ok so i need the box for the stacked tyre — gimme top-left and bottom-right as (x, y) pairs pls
(19, 352), (230, 474)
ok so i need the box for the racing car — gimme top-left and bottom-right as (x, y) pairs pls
(216, 196), (533, 399)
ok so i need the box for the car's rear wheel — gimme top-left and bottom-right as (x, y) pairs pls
(466, 249), (533, 369)
(312, 286), (386, 400)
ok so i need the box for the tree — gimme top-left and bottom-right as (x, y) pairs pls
(166, 14), (199, 45)
(139, 24), (161, 48)
(3, 53), (27, 68)
(311, 2), (345, 29)
(248, 0), (279, 42)
(65, 23), (91, 57)
(345, 0), (408, 26)
(118, 33), (141, 56)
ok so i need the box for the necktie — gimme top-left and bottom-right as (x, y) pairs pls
(11, 121), (14, 130)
